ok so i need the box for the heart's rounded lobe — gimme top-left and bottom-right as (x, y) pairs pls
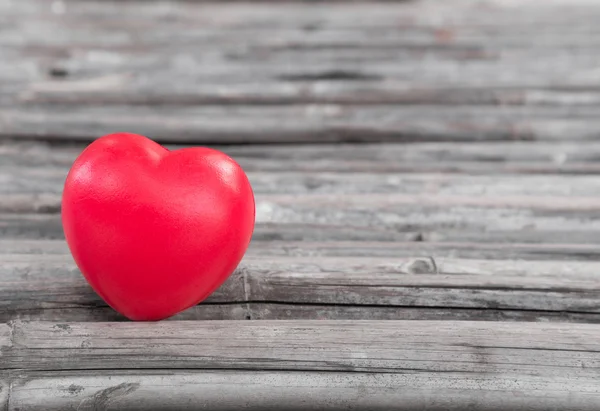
(61, 133), (255, 321)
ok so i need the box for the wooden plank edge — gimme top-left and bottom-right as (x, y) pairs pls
(4, 319), (600, 370)
(1, 320), (600, 410)
(3, 369), (600, 411)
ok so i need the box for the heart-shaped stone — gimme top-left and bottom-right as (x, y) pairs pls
(62, 133), (255, 321)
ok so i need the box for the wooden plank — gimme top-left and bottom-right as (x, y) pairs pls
(6, 213), (593, 247)
(4, 238), (600, 261)
(219, 141), (600, 175)
(245, 259), (600, 312)
(5, 104), (600, 144)
(4, 140), (600, 175)
(246, 239), (600, 261)
(8, 165), (600, 198)
(16, 83), (600, 107)
(5, 369), (600, 411)
(4, 196), (600, 244)
(4, 321), (600, 382)
(248, 304), (600, 323)
(2, 246), (600, 322)
(0, 304), (248, 322)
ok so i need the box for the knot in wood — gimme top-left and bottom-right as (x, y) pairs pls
(402, 257), (438, 275)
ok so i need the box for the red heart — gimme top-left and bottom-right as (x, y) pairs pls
(61, 133), (255, 321)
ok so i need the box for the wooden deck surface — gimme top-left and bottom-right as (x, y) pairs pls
(2, 0), (600, 409)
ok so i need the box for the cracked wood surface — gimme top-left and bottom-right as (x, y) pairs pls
(3, 371), (600, 411)
(1, 320), (600, 410)
(2, 241), (600, 323)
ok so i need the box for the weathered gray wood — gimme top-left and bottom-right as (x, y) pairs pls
(5, 369), (600, 411)
(3, 1), (600, 90)
(0, 379), (7, 411)
(245, 260), (600, 312)
(4, 140), (600, 228)
(5, 140), (600, 243)
(0, 254), (247, 321)
(0, 324), (9, 411)
(0, 304), (248, 323)
(221, 142), (600, 175)
(5, 140), (600, 175)
(2, 246), (600, 322)
(247, 239), (600, 261)
(4, 238), (600, 261)
(6, 104), (600, 144)
(3, 320), (600, 394)
(9, 163), (600, 197)
(7, 163), (600, 215)
(9, 212), (600, 247)
(0, 322), (11, 348)
(4, 197), (600, 244)
(16, 83), (600, 107)
(3, 1), (600, 143)
(4, 301), (599, 323)
(248, 304), (600, 323)
(2, 1), (600, 408)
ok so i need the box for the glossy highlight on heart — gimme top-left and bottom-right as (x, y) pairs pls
(61, 133), (255, 321)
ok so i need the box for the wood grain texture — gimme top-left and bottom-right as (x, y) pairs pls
(5, 140), (600, 174)
(248, 304), (600, 323)
(5, 104), (600, 144)
(5, 194), (600, 240)
(8, 157), (600, 197)
(2, 319), (600, 411)
(3, 320), (600, 370)
(2, 0), (600, 143)
(5, 237), (600, 261)
(4, 141), (600, 246)
(0, 322), (11, 349)
(2, 0), (600, 408)
(6, 209), (600, 246)
(3, 201), (600, 244)
(4, 369), (600, 411)
(2, 241), (600, 322)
